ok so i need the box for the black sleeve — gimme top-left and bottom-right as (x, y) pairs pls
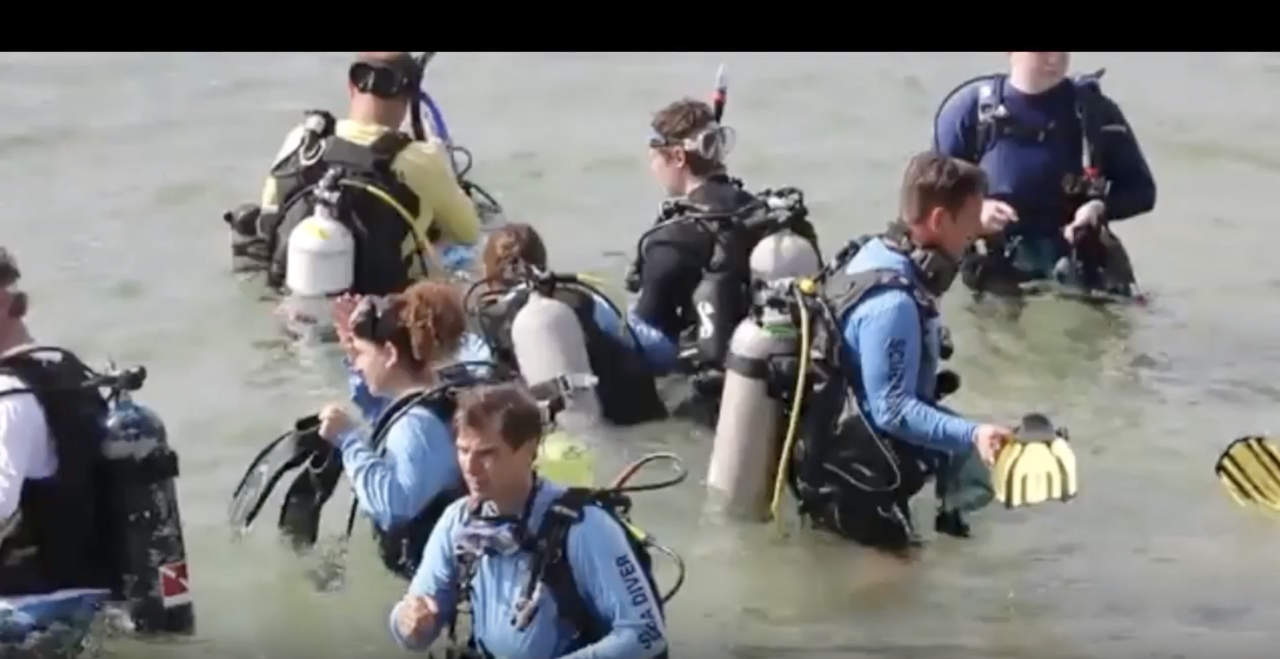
(631, 228), (707, 339)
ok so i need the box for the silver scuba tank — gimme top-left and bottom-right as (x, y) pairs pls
(707, 296), (798, 520)
(510, 289), (601, 421)
(749, 228), (821, 284)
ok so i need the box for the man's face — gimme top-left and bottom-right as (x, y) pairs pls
(1010, 52), (1070, 82)
(456, 422), (535, 500)
(929, 194), (984, 259)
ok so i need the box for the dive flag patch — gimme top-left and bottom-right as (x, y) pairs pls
(159, 561), (191, 607)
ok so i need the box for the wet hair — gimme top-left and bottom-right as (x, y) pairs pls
(899, 151), (988, 225)
(453, 382), (544, 450)
(650, 98), (722, 178)
(383, 280), (468, 372)
(481, 223), (548, 282)
(0, 248), (18, 288)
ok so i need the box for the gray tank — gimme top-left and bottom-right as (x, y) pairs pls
(510, 290), (601, 422)
(749, 228), (822, 284)
(707, 301), (798, 520)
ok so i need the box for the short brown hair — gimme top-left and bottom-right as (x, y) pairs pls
(481, 223), (548, 281)
(651, 98), (721, 178)
(386, 280), (468, 371)
(454, 382), (544, 450)
(899, 152), (988, 225)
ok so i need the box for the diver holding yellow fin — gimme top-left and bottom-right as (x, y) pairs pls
(993, 413), (1079, 509)
(1214, 435), (1280, 513)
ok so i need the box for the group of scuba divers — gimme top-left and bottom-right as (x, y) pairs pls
(0, 51), (1161, 657)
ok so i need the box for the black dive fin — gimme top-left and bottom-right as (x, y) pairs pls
(229, 415), (324, 530)
(278, 445), (346, 552)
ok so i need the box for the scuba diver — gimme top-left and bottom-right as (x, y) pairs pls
(224, 52), (483, 307)
(933, 51), (1156, 300)
(763, 154), (1016, 550)
(0, 248), (194, 646)
(231, 281), (495, 580)
(391, 382), (681, 659)
(626, 92), (821, 416)
(467, 223), (667, 427)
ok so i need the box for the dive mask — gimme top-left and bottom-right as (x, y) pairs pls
(349, 295), (398, 344)
(648, 123), (736, 162)
(348, 58), (419, 99)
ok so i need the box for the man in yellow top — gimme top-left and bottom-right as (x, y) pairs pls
(237, 52), (481, 296)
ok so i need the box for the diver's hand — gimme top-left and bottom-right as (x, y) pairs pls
(1064, 200), (1105, 244)
(331, 294), (361, 354)
(318, 404), (355, 443)
(396, 594), (439, 641)
(980, 199), (1018, 235)
(974, 424), (1015, 466)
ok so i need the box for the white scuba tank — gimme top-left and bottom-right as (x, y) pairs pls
(510, 290), (601, 421)
(749, 228), (822, 284)
(284, 199), (355, 328)
(708, 302), (798, 520)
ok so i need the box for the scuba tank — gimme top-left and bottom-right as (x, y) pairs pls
(284, 167), (354, 327)
(510, 287), (602, 421)
(750, 189), (822, 284)
(100, 368), (195, 635)
(707, 286), (799, 520)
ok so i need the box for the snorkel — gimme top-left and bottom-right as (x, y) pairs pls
(712, 63), (728, 122)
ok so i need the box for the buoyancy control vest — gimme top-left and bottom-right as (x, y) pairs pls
(264, 111), (425, 296)
(0, 350), (112, 595)
(951, 70), (1112, 206)
(366, 363), (513, 580)
(787, 247), (945, 550)
(627, 175), (822, 371)
(472, 283), (667, 427)
(451, 486), (668, 659)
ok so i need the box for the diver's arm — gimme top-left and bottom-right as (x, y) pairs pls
(628, 242), (693, 374)
(0, 391), (45, 525)
(847, 291), (978, 454)
(1094, 96), (1157, 222)
(343, 357), (390, 421)
(403, 140), (482, 245)
(389, 501), (463, 650)
(259, 125), (305, 212)
(932, 83), (980, 162)
(337, 410), (459, 530)
(558, 509), (667, 659)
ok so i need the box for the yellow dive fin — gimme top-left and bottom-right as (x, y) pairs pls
(993, 413), (1078, 509)
(1215, 435), (1280, 513)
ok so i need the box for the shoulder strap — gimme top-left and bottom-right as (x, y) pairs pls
(1071, 69), (1108, 180)
(972, 74), (1005, 161)
(517, 488), (596, 637)
(368, 131), (413, 164)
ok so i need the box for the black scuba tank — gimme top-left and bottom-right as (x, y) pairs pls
(102, 384), (195, 635)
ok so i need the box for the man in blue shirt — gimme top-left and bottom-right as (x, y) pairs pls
(791, 152), (1014, 551)
(934, 52), (1156, 296)
(391, 383), (666, 659)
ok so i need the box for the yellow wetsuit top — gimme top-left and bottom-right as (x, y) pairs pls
(261, 119), (482, 251)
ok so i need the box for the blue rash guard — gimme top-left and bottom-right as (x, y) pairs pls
(840, 239), (979, 454)
(934, 74), (1156, 257)
(390, 481), (667, 659)
(334, 402), (462, 532)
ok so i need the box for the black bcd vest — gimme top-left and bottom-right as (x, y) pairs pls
(266, 117), (424, 296)
(0, 348), (114, 596)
